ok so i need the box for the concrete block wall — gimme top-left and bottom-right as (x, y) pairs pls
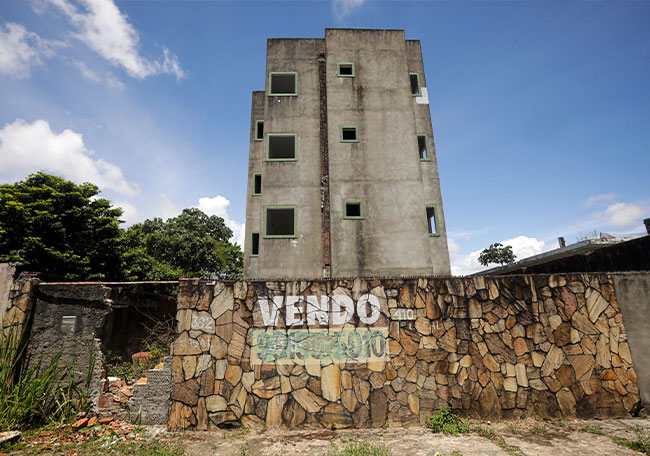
(169, 274), (642, 430)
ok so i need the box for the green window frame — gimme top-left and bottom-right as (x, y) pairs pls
(343, 200), (364, 220)
(268, 72), (298, 96)
(409, 72), (421, 97)
(252, 173), (261, 195)
(264, 205), (297, 239)
(426, 204), (440, 237)
(266, 133), (297, 162)
(337, 62), (355, 78)
(250, 232), (260, 257)
(340, 126), (359, 143)
(254, 120), (264, 141)
(417, 134), (431, 161)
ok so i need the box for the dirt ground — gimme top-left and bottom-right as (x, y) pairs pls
(174, 418), (650, 456)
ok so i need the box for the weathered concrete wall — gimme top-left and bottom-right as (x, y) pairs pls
(25, 284), (112, 406)
(169, 274), (640, 430)
(130, 356), (173, 425)
(0, 263), (18, 326)
(612, 273), (650, 405)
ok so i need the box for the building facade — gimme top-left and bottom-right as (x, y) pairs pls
(244, 29), (451, 279)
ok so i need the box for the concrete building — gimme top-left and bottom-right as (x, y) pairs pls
(244, 29), (451, 279)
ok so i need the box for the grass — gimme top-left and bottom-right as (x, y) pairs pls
(472, 425), (526, 456)
(105, 318), (175, 381)
(0, 324), (89, 431)
(326, 440), (392, 456)
(425, 406), (470, 436)
(582, 423), (650, 455)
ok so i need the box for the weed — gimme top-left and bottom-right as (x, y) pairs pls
(529, 423), (547, 435)
(0, 324), (89, 430)
(506, 423), (519, 434)
(581, 425), (606, 436)
(472, 425), (526, 456)
(450, 451), (464, 456)
(425, 406), (470, 436)
(326, 440), (392, 456)
(239, 442), (249, 455)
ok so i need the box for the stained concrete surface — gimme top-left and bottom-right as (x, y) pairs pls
(175, 418), (650, 456)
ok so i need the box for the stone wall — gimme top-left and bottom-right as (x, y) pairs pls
(169, 274), (641, 429)
(1, 271), (39, 335)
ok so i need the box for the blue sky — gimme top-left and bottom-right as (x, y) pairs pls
(1, 0), (648, 275)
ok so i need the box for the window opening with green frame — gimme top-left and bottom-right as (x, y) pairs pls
(255, 121), (264, 141)
(268, 72), (297, 96)
(253, 174), (262, 195)
(264, 206), (297, 238)
(344, 200), (364, 219)
(251, 232), (260, 256)
(340, 126), (359, 143)
(266, 133), (297, 161)
(426, 205), (440, 236)
(417, 134), (430, 161)
(337, 62), (355, 77)
(409, 72), (421, 96)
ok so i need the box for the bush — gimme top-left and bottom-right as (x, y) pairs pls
(326, 440), (392, 456)
(0, 325), (89, 430)
(425, 406), (470, 436)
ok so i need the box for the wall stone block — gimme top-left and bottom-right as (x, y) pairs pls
(169, 274), (642, 429)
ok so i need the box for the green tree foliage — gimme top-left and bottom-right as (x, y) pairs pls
(478, 242), (517, 267)
(122, 208), (243, 280)
(0, 173), (123, 280)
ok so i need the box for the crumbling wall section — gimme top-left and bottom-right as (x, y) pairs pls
(130, 356), (173, 424)
(26, 283), (112, 407)
(169, 274), (641, 430)
(1, 271), (39, 335)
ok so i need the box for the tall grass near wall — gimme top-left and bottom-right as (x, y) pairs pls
(0, 324), (89, 431)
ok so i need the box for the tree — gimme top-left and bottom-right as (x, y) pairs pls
(122, 208), (243, 281)
(0, 172), (124, 280)
(478, 243), (517, 267)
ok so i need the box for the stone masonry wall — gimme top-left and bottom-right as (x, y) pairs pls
(169, 274), (640, 429)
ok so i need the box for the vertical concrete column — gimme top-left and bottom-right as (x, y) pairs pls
(318, 51), (332, 278)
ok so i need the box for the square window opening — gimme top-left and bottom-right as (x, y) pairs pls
(251, 233), (259, 256)
(267, 135), (296, 160)
(410, 73), (421, 96)
(426, 206), (439, 235)
(341, 127), (358, 142)
(344, 200), (364, 219)
(269, 73), (296, 95)
(266, 207), (295, 237)
(338, 63), (354, 77)
(255, 121), (264, 141)
(418, 135), (429, 160)
(254, 174), (262, 194)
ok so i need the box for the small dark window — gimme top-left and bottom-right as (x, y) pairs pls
(269, 73), (297, 95)
(426, 206), (439, 235)
(251, 233), (259, 256)
(267, 134), (296, 160)
(410, 73), (421, 96)
(418, 135), (428, 160)
(266, 207), (296, 237)
(341, 127), (358, 143)
(255, 121), (264, 140)
(338, 63), (354, 77)
(344, 200), (364, 219)
(254, 174), (261, 194)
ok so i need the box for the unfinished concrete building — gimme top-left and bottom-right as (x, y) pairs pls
(244, 29), (451, 278)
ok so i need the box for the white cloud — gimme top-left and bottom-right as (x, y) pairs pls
(0, 118), (136, 196)
(449, 235), (549, 276)
(71, 58), (101, 82)
(197, 196), (245, 247)
(154, 194), (179, 221)
(114, 200), (139, 225)
(46, 0), (185, 80)
(595, 202), (646, 228)
(0, 22), (60, 77)
(105, 72), (124, 90)
(585, 193), (616, 208)
(333, 0), (365, 19)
